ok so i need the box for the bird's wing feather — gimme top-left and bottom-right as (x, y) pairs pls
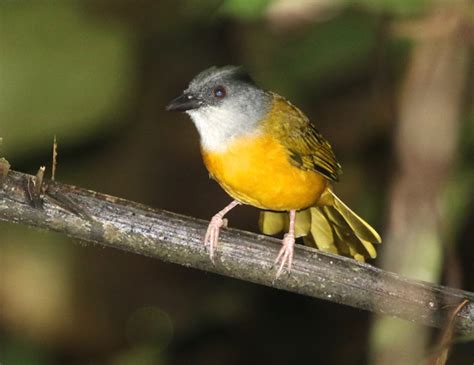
(265, 92), (342, 182)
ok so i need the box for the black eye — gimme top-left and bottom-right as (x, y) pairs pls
(213, 85), (227, 99)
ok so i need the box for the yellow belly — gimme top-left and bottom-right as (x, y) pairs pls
(202, 134), (328, 211)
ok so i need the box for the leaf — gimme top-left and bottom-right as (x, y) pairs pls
(0, 1), (135, 158)
(219, 0), (272, 19)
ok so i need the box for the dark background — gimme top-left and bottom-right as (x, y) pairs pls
(1, 1), (473, 364)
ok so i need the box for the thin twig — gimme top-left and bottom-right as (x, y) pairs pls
(426, 299), (470, 365)
(52, 135), (58, 181)
(0, 169), (473, 335)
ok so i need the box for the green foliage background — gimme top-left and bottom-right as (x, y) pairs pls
(0, 1), (472, 365)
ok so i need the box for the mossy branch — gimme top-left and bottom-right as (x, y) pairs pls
(0, 169), (473, 335)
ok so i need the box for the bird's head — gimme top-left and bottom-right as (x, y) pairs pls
(166, 66), (271, 151)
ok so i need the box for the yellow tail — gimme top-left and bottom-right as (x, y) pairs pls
(258, 189), (381, 262)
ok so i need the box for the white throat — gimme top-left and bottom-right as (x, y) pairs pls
(187, 106), (261, 152)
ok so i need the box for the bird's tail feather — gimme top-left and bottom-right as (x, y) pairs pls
(258, 189), (381, 261)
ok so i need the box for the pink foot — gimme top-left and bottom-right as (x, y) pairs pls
(204, 214), (228, 262)
(274, 232), (295, 278)
(203, 200), (240, 262)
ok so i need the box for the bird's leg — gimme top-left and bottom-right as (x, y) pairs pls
(274, 209), (296, 278)
(204, 200), (241, 262)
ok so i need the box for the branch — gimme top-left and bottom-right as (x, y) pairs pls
(0, 169), (473, 335)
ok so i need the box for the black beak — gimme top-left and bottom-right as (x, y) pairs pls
(166, 93), (202, 112)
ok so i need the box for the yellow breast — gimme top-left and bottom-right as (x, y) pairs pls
(202, 134), (328, 211)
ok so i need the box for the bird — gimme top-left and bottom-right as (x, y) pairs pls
(166, 65), (381, 277)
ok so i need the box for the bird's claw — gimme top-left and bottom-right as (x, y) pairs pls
(274, 233), (295, 278)
(204, 214), (226, 262)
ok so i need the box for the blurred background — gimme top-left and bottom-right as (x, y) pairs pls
(0, 0), (473, 364)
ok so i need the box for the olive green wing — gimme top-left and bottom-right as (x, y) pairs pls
(266, 93), (342, 182)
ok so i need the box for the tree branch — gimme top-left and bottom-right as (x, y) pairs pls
(0, 169), (473, 335)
